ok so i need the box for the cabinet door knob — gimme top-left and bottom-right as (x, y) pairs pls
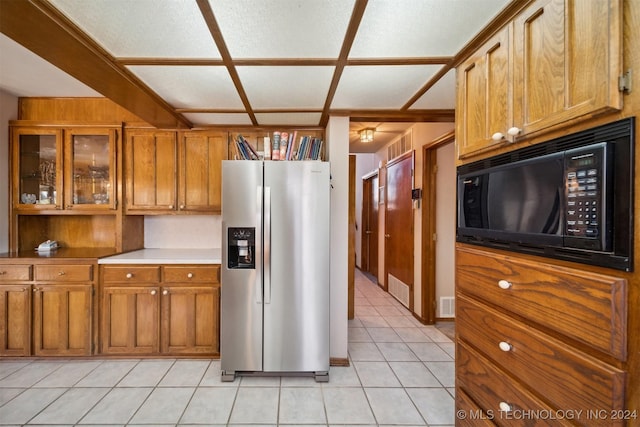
(163, 289), (169, 295)
(498, 280), (512, 289)
(58, 271), (66, 276)
(492, 132), (505, 141)
(169, 204), (174, 209)
(507, 126), (522, 137)
(499, 341), (513, 352)
(150, 290), (157, 295)
(126, 273), (133, 279)
(180, 204), (185, 209)
(187, 273), (193, 279)
(499, 401), (513, 412)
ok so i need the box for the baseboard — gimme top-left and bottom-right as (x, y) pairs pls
(330, 357), (350, 367)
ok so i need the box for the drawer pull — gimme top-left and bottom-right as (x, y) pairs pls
(187, 273), (193, 279)
(150, 289), (157, 295)
(58, 271), (66, 276)
(126, 273), (133, 279)
(0, 271), (6, 275)
(499, 401), (513, 412)
(498, 279), (512, 289)
(163, 289), (169, 295)
(499, 341), (513, 352)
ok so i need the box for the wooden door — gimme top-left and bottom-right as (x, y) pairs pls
(33, 284), (92, 356)
(385, 152), (414, 304)
(512, 0), (622, 135)
(125, 130), (177, 212)
(179, 131), (227, 212)
(161, 285), (219, 354)
(0, 285), (31, 356)
(101, 286), (160, 354)
(456, 26), (511, 159)
(361, 173), (379, 277)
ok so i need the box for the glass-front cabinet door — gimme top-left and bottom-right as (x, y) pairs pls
(64, 128), (117, 210)
(12, 128), (63, 210)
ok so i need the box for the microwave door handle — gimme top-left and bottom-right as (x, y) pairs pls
(264, 187), (271, 304)
(256, 186), (263, 304)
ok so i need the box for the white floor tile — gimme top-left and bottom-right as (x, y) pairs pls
(348, 342), (385, 361)
(29, 388), (109, 424)
(0, 388), (66, 424)
(389, 362), (442, 388)
(365, 387), (426, 425)
(75, 360), (138, 388)
(229, 387), (279, 424)
(79, 387), (152, 424)
(129, 387), (194, 424)
(0, 361), (62, 388)
(323, 387), (376, 424)
(33, 361), (102, 388)
(407, 387), (455, 425)
(159, 360), (209, 386)
(180, 387), (237, 424)
(279, 387), (326, 424)
(118, 359), (174, 387)
(377, 342), (419, 361)
(407, 342), (453, 362)
(353, 361), (401, 387)
(367, 327), (403, 342)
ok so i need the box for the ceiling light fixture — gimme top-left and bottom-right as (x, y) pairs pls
(359, 128), (375, 143)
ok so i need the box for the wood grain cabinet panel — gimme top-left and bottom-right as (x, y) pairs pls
(457, 295), (625, 417)
(33, 284), (92, 356)
(102, 266), (160, 283)
(456, 0), (622, 159)
(163, 265), (219, 283)
(457, 341), (574, 427)
(0, 265), (32, 282)
(35, 264), (93, 282)
(101, 286), (160, 354)
(456, 246), (627, 360)
(0, 285), (32, 356)
(456, 389), (496, 427)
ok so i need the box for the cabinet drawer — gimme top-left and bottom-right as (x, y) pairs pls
(35, 264), (93, 282)
(102, 266), (160, 283)
(163, 265), (219, 283)
(458, 341), (573, 427)
(0, 265), (32, 281)
(456, 388), (496, 426)
(456, 246), (626, 360)
(457, 295), (625, 417)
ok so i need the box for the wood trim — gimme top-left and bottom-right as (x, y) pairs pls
(0, 0), (189, 129)
(330, 357), (350, 367)
(421, 131), (455, 325)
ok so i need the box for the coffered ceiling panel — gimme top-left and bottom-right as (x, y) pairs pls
(184, 112), (253, 126)
(50, 0), (220, 58)
(208, 0), (355, 58)
(350, 0), (511, 57)
(237, 66), (335, 109)
(410, 69), (456, 110)
(255, 112), (324, 126)
(127, 65), (244, 109)
(332, 65), (442, 109)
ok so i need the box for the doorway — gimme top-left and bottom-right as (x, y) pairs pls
(361, 171), (379, 279)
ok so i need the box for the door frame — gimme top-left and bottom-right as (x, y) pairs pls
(360, 170), (379, 276)
(421, 131), (455, 324)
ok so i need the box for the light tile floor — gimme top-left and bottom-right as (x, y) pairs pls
(0, 269), (455, 426)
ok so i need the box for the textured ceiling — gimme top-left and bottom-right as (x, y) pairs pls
(0, 0), (514, 152)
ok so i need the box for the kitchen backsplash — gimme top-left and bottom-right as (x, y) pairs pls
(144, 215), (222, 249)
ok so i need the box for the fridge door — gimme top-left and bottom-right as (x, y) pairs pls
(221, 160), (263, 376)
(263, 161), (330, 374)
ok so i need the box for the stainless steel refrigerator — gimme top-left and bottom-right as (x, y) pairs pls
(221, 160), (330, 382)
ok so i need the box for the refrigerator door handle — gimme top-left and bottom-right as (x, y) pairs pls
(256, 186), (263, 304)
(264, 186), (271, 304)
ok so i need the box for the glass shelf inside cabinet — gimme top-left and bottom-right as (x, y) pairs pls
(72, 135), (111, 205)
(19, 134), (58, 206)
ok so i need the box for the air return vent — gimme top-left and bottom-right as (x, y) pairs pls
(387, 129), (413, 161)
(439, 297), (455, 318)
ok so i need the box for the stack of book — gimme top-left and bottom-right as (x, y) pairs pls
(232, 133), (323, 161)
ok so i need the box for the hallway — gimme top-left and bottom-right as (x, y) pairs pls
(0, 269), (455, 426)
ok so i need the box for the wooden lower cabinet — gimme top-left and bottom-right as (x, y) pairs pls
(0, 261), (95, 357)
(0, 284), (32, 356)
(100, 264), (220, 356)
(456, 245), (628, 427)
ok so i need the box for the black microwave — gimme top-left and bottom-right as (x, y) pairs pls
(457, 118), (634, 271)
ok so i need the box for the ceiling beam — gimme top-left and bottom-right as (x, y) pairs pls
(0, 0), (191, 129)
(341, 109), (455, 123)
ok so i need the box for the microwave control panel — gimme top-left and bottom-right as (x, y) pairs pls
(564, 142), (611, 251)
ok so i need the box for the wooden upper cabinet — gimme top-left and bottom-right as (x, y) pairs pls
(456, 26), (512, 158)
(125, 129), (177, 212)
(456, 0), (622, 160)
(179, 131), (227, 213)
(512, 0), (622, 135)
(125, 129), (226, 213)
(11, 126), (118, 212)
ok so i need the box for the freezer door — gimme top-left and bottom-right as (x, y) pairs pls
(221, 160), (263, 374)
(263, 161), (330, 373)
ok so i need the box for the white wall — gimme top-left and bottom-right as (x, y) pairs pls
(435, 141), (456, 314)
(326, 116), (349, 360)
(0, 90), (18, 253)
(144, 215), (222, 248)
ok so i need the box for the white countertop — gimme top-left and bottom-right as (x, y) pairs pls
(98, 248), (221, 264)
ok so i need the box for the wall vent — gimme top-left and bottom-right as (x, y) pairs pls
(388, 274), (410, 308)
(387, 129), (413, 161)
(439, 297), (455, 318)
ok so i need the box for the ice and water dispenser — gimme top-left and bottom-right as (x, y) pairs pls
(227, 227), (255, 269)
